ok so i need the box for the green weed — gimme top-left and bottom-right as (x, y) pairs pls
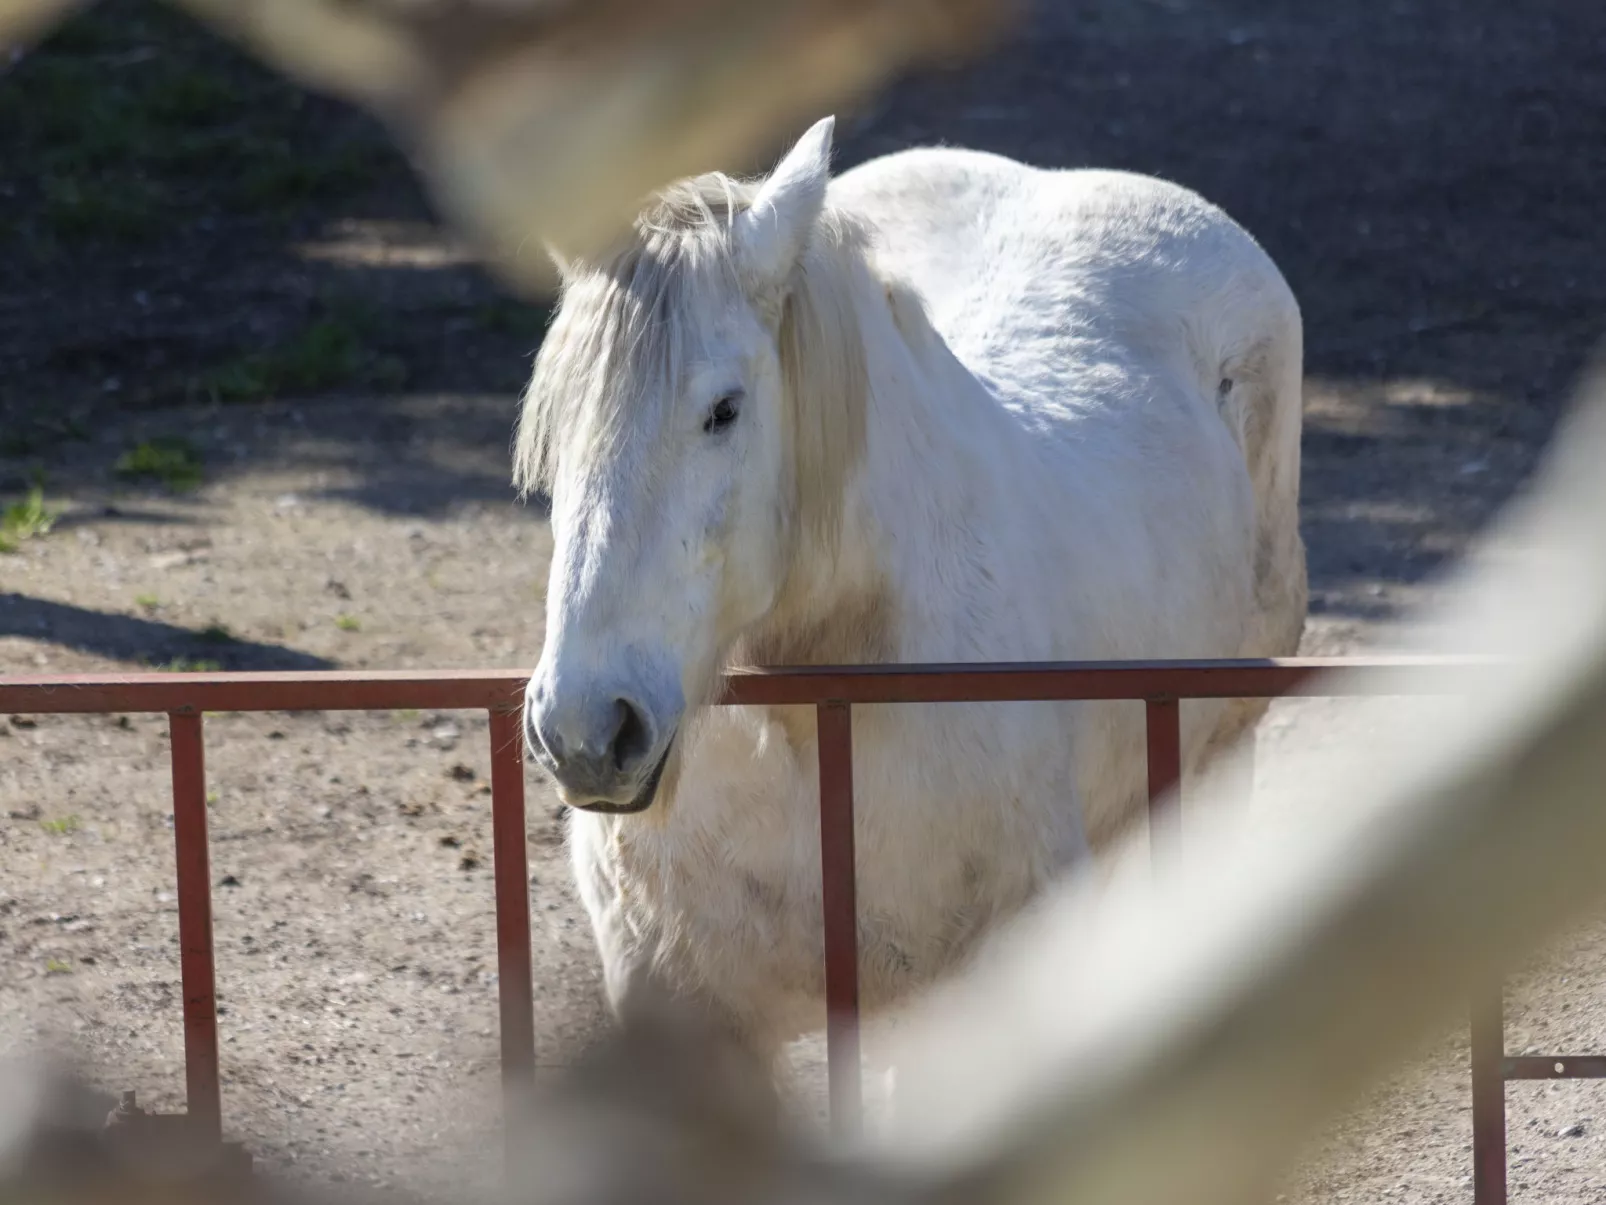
(0, 4), (403, 252)
(115, 437), (203, 491)
(0, 486), (57, 553)
(473, 299), (551, 336)
(197, 316), (406, 403)
(41, 171), (164, 241)
(38, 815), (81, 836)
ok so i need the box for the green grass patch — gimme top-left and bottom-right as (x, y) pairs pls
(230, 138), (393, 210)
(473, 298), (551, 336)
(114, 436), (203, 491)
(0, 2), (408, 251)
(150, 656), (223, 673)
(196, 623), (237, 644)
(196, 314), (407, 403)
(334, 614), (361, 632)
(45, 958), (73, 975)
(41, 170), (165, 241)
(134, 593), (160, 610)
(0, 486), (58, 553)
(39, 815), (81, 836)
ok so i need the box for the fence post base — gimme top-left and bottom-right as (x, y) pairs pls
(817, 701), (861, 1138)
(1472, 984), (1508, 1205)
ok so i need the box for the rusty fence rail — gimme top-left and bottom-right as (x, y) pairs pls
(0, 657), (1549, 1204)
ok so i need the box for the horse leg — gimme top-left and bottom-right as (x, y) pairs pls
(595, 938), (788, 1124)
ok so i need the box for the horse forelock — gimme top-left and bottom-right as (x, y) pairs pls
(514, 168), (876, 656)
(513, 173), (757, 498)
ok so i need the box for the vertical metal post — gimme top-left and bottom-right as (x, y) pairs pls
(488, 709), (536, 1123)
(817, 701), (861, 1137)
(1472, 984), (1508, 1205)
(1145, 697), (1183, 858)
(169, 709), (221, 1143)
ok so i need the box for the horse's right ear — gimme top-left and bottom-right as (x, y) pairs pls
(732, 116), (835, 297)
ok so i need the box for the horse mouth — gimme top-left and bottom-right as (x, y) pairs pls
(567, 736), (674, 815)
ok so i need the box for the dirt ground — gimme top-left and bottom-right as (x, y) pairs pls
(3, 0), (1605, 1201)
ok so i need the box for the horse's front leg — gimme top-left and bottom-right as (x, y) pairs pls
(572, 831), (786, 1114)
(595, 926), (788, 1126)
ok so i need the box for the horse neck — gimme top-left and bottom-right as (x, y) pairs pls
(745, 246), (1015, 669)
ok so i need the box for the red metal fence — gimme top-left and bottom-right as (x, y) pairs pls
(0, 657), (1566, 1205)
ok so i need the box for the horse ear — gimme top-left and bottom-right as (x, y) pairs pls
(733, 115), (835, 295)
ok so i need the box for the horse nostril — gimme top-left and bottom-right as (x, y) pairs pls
(609, 698), (652, 774)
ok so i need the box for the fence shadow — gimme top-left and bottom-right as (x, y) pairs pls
(0, 593), (336, 671)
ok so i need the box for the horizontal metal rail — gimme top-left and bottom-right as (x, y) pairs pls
(0, 656), (1500, 714)
(0, 658), (1539, 1202)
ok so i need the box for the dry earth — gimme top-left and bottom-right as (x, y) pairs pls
(4, 0), (1606, 1202)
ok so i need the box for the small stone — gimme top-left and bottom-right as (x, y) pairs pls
(439, 835), (461, 848)
(447, 763), (475, 782)
(219, 874), (242, 888)
(8, 715), (37, 729)
(1559, 1122), (1586, 1138)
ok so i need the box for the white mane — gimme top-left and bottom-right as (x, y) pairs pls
(515, 171), (872, 566)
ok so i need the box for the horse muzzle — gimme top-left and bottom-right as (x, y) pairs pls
(525, 683), (677, 813)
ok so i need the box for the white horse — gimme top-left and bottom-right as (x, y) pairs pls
(517, 117), (1307, 1070)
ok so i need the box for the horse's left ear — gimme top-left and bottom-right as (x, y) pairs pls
(733, 116), (835, 296)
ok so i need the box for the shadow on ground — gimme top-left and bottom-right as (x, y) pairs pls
(0, 593), (337, 670)
(1, 0), (1602, 624)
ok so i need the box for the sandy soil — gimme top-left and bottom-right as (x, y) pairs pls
(4, 0), (1606, 1201)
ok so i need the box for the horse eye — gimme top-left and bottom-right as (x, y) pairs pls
(702, 392), (742, 434)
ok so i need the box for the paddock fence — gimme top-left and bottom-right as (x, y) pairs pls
(0, 658), (1564, 1205)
